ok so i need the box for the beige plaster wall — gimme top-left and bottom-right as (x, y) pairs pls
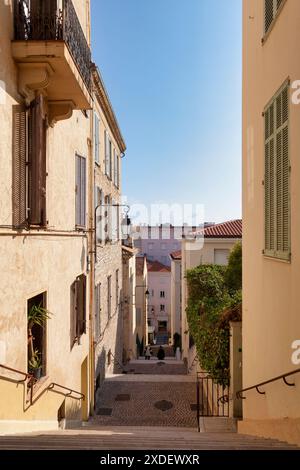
(0, 1), (91, 433)
(242, 0), (300, 444)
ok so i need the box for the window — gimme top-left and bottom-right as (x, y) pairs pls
(94, 283), (101, 340)
(136, 307), (141, 326)
(104, 195), (111, 243)
(27, 292), (47, 379)
(105, 130), (112, 179)
(113, 149), (119, 187)
(160, 291), (165, 298)
(151, 289), (154, 297)
(264, 82), (290, 260)
(75, 154), (86, 228)
(264, 0), (284, 35)
(107, 275), (112, 320)
(116, 154), (120, 188)
(12, 96), (47, 227)
(214, 249), (230, 266)
(94, 112), (100, 165)
(70, 274), (86, 347)
(95, 187), (104, 244)
(160, 304), (165, 312)
(111, 198), (119, 242)
(116, 269), (119, 310)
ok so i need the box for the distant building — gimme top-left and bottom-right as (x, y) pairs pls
(172, 219), (242, 362)
(147, 260), (171, 345)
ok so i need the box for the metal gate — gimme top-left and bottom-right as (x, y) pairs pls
(196, 371), (229, 432)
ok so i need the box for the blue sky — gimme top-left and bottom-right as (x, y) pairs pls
(91, 0), (242, 224)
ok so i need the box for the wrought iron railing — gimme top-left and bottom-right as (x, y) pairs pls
(14, 0), (91, 90)
(196, 371), (230, 432)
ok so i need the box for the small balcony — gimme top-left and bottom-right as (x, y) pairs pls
(12, 0), (92, 116)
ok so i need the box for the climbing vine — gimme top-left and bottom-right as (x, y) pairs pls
(186, 246), (242, 384)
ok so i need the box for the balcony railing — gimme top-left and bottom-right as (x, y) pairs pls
(14, 0), (91, 90)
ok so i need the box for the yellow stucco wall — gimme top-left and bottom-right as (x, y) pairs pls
(0, 1), (91, 433)
(242, 0), (300, 444)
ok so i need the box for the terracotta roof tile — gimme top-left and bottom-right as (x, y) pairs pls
(147, 260), (171, 273)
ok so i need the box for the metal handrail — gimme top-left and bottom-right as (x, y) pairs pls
(0, 364), (84, 404)
(0, 363), (33, 383)
(48, 383), (84, 400)
(236, 367), (300, 399)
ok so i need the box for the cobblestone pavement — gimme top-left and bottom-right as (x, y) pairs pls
(93, 377), (197, 427)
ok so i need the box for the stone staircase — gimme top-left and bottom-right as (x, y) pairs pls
(0, 427), (298, 450)
(124, 359), (187, 375)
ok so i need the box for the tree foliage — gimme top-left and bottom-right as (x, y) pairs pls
(186, 243), (242, 383)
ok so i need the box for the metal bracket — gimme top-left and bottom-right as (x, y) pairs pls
(256, 386), (266, 395)
(283, 376), (295, 387)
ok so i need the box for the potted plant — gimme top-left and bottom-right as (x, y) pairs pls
(27, 304), (52, 378)
(28, 349), (42, 380)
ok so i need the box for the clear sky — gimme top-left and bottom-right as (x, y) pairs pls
(91, 0), (242, 224)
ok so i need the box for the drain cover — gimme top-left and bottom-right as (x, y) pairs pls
(115, 394), (131, 401)
(154, 400), (173, 411)
(96, 408), (112, 416)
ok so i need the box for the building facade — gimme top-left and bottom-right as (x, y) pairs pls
(170, 250), (182, 341)
(179, 220), (242, 362)
(134, 225), (195, 267)
(0, 0), (93, 433)
(147, 260), (171, 345)
(92, 67), (126, 390)
(242, 0), (300, 444)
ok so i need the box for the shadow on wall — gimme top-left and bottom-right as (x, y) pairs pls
(0, 1), (20, 103)
(94, 347), (106, 401)
(113, 286), (124, 374)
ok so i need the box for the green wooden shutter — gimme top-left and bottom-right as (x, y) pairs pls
(265, 0), (274, 34)
(264, 82), (290, 260)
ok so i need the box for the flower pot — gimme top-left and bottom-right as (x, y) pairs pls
(30, 367), (42, 380)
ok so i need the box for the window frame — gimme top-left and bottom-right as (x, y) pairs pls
(263, 80), (291, 261)
(75, 153), (86, 229)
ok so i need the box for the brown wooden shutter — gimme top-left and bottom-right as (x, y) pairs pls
(70, 280), (77, 347)
(28, 95), (47, 226)
(77, 274), (86, 336)
(12, 104), (27, 227)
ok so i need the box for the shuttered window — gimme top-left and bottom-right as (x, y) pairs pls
(113, 149), (119, 186)
(107, 275), (112, 320)
(94, 283), (101, 340)
(12, 105), (27, 227)
(12, 96), (47, 228)
(75, 154), (86, 228)
(70, 274), (86, 347)
(94, 112), (100, 165)
(264, 82), (290, 260)
(95, 186), (104, 244)
(116, 270), (119, 311)
(264, 0), (285, 35)
(105, 130), (112, 179)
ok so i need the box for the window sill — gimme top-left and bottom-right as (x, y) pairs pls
(263, 252), (291, 263)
